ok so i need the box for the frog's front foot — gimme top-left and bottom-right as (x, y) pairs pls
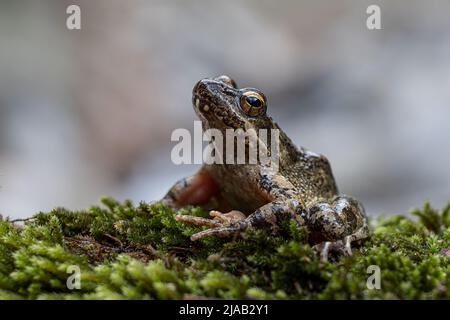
(175, 210), (247, 241)
(209, 210), (247, 225)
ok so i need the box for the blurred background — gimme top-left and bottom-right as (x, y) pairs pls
(1, 0), (449, 219)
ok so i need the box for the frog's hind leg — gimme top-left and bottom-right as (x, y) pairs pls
(161, 168), (222, 209)
(307, 195), (369, 261)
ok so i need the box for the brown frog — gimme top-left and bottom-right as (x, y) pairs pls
(162, 75), (369, 259)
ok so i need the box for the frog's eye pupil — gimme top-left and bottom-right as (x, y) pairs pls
(245, 95), (262, 108)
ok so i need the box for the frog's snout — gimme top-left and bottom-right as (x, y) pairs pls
(192, 79), (203, 95)
(192, 79), (215, 115)
(192, 78), (223, 106)
(193, 75), (236, 96)
(192, 76), (240, 122)
(192, 78), (211, 98)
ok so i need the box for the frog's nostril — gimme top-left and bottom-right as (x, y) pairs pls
(193, 79), (208, 95)
(193, 80), (201, 93)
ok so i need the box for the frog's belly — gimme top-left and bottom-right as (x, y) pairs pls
(207, 165), (271, 215)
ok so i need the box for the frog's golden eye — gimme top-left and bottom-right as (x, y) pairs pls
(240, 91), (267, 117)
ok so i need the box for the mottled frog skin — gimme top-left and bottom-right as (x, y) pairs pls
(162, 76), (369, 259)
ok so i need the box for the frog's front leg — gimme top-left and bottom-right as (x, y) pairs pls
(307, 196), (369, 261)
(179, 200), (298, 241)
(176, 173), (303, 241)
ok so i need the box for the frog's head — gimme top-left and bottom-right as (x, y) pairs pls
(192, 75), (272, 130)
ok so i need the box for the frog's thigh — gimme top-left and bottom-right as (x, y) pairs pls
(307, 195), (368, 243)
(162, 168), (220, 207)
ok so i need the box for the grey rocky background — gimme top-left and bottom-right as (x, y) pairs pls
(1, 0), (449, 218)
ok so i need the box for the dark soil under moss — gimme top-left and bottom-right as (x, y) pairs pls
(0, 198), (449, 299)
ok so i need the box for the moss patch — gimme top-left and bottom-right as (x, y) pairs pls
(0, 199), (449, 299)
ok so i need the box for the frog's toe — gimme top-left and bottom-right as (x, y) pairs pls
(344, 236), (353, 256)
(314, 239), (352, 262)
(175, 214), (222, 228)
(318, 242), (331, 262)
(190, 224), (245, 241)
(209, 210), (246, 225)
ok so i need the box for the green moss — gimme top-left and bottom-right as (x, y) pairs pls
(0, 199), (448, 299)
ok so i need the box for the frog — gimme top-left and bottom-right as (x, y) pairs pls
(162, 75), (369, 260)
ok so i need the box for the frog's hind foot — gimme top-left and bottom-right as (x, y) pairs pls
(308, 195), (370, 262)
(314, 237), (352, 262)
(317, 223), (370, 262)
(161, 168), (221, 209)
